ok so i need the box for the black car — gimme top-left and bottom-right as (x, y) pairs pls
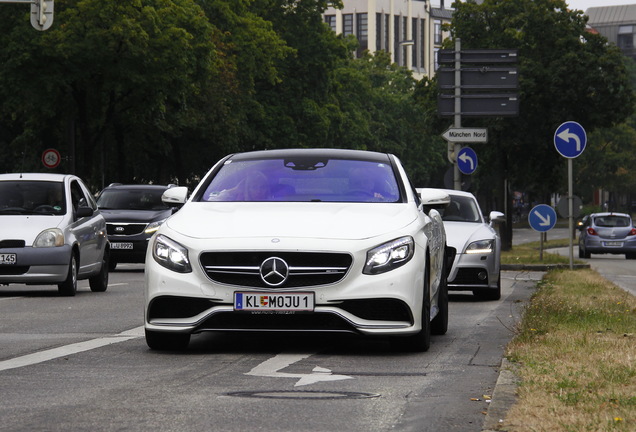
(96, 184), (177, 270)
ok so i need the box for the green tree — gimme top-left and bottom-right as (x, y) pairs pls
(444, 0), (635, 242)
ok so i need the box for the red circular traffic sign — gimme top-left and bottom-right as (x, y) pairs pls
(42, 148), (61, 169)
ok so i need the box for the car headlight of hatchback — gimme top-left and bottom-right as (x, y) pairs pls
(33, 228), (64, 247)
(363, 236), (414, 275)
(145, 218), (167, 235)
(465, 239), (494, 254)
(152, 234), (192, 273)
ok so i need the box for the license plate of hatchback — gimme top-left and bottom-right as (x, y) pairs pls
(604, 241), (623, 247)
(0, 253), (16, 264)
(111, 242), (133, 250)
(234, 292), (315, 311)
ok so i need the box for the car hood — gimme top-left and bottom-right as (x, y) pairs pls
(164, 202), (418, 240)
(100, 209), (171, 223)
(443, 221), (496, 252)
(0, 215), (65, 243)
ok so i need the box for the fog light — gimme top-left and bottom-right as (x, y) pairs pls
(478, 271), (487, 281)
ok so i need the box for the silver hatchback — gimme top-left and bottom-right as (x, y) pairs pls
(578, 212), (636, 259)
(0, 173), (110, 295)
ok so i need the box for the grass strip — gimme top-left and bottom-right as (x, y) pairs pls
(501, 269), (636, 431)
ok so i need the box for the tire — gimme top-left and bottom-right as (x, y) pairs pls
(392, 261), (431, 352)
(626, 253), (636, 260)
(474, 274), (501, 301)
(145, 329), (191, 351)
(431, 249), (449, 336)
(58, 254), (78, 296)
(89, 249), (109, 292)
(579, 243), (590, 259)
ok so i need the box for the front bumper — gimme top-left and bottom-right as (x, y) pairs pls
(0, 245), (72, 285)
(447, 251), (499, 291)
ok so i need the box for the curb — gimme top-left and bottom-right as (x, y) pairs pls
(501, 263), (590, 271)
(482, 358), (518, 432)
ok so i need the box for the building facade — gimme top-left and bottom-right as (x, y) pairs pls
(323, 1), (452, 80)
(586, 4), (636, 61)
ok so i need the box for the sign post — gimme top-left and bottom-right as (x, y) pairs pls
(528, 204), (557, 261)
(554, 121), (587, 269)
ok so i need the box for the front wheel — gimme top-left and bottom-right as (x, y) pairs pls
(145, 329), (191, 351)
(58, 254), (78, 296)
(89, 249), (109, 292)
(431, 250), (449, 336)
(391, 264), (431, 352)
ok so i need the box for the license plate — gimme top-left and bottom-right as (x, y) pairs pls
(234, 292), (314, 311)
(604, 241), (623, 247)
(0, 253), (17, 265)
(111, 242), (133, 250)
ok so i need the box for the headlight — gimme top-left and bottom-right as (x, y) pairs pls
(33, 228), (64, 247)
(465, 239), (494, 254)
(145, 218), (167, 235)
(152, 234), (192, 273)
(363, 236), (414, 275)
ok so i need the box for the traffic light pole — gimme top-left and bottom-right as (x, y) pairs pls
(0, 0), (54, 31)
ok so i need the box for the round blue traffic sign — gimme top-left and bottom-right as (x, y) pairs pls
(554, 121), (587, 158)
(457, 147), (478, 175)
(528, 204), (557, 232)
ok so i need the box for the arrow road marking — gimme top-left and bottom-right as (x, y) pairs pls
(459, 152), (475, 170)
(534, 210), (551, 226)
(246, 352), (354, 387)
(557, 128), (581, 152)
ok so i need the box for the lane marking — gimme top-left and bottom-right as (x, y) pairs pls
(0, 326), (144, 372)
(246, 352), (353, 387)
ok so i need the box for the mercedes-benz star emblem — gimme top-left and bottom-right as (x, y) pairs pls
(260, 257), (289, 286)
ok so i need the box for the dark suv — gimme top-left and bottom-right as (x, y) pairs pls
(96, 184), (177, 270)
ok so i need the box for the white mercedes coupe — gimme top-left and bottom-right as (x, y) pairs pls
(144, 149), (452, 351)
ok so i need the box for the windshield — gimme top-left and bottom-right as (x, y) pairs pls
(97, 188), (170, 210)
(440, 195), (482, 223)
(198, 158), (401, 203)
(0, 181), (66, 215)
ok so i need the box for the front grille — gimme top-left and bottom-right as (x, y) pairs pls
(0, 266), (29, 275)
(451, 268), (489, 286)
(200, 252), (353, 288)
(338, 298), (412, 322)
(106, 223), (146, 236)
(148, 296), (219, 320)
(197, 311), (357, 333)
(0, 240), (25, 248)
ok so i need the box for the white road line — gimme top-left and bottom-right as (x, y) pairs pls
(0, 326), (144, 372)
(246, 352), (353, 386)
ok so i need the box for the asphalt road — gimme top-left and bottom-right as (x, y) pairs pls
(0, 265), (541, 432)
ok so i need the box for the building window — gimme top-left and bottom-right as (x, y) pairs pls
(385, 14), (390, 54)
(434, 20), (442, 45)
(376, 13), (383, 51)
(394, 15), (401, 65)
(343, 14), (353, 36)
(402, 16), (408, 67)
(420, 19), (426, 70)
(618, 25), (634, 49)
(324, 15), (336, 32)
(356, 13), (368, 55)
(412, 17), (419, 69)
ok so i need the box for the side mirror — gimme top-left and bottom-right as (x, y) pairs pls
(489, 211), (505, 226)
(162, 186), (189, 207)
(76, 205), (94, 218)
(417, 188), (451, 213)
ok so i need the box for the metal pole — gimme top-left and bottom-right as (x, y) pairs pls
(568, 158), (574, 269)
(453, 38), (461, 191)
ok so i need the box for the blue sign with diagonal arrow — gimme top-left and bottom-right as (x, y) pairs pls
(528, 204), (557, 232)
(554, 121), (587, 158)
(457, 147), (478, 175)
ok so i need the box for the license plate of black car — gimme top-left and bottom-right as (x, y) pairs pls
(111, 242), (133, 250)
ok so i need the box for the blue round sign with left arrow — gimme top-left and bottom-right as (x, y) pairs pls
(554, 121), (587, 158)
(457, 147), (478, 175)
